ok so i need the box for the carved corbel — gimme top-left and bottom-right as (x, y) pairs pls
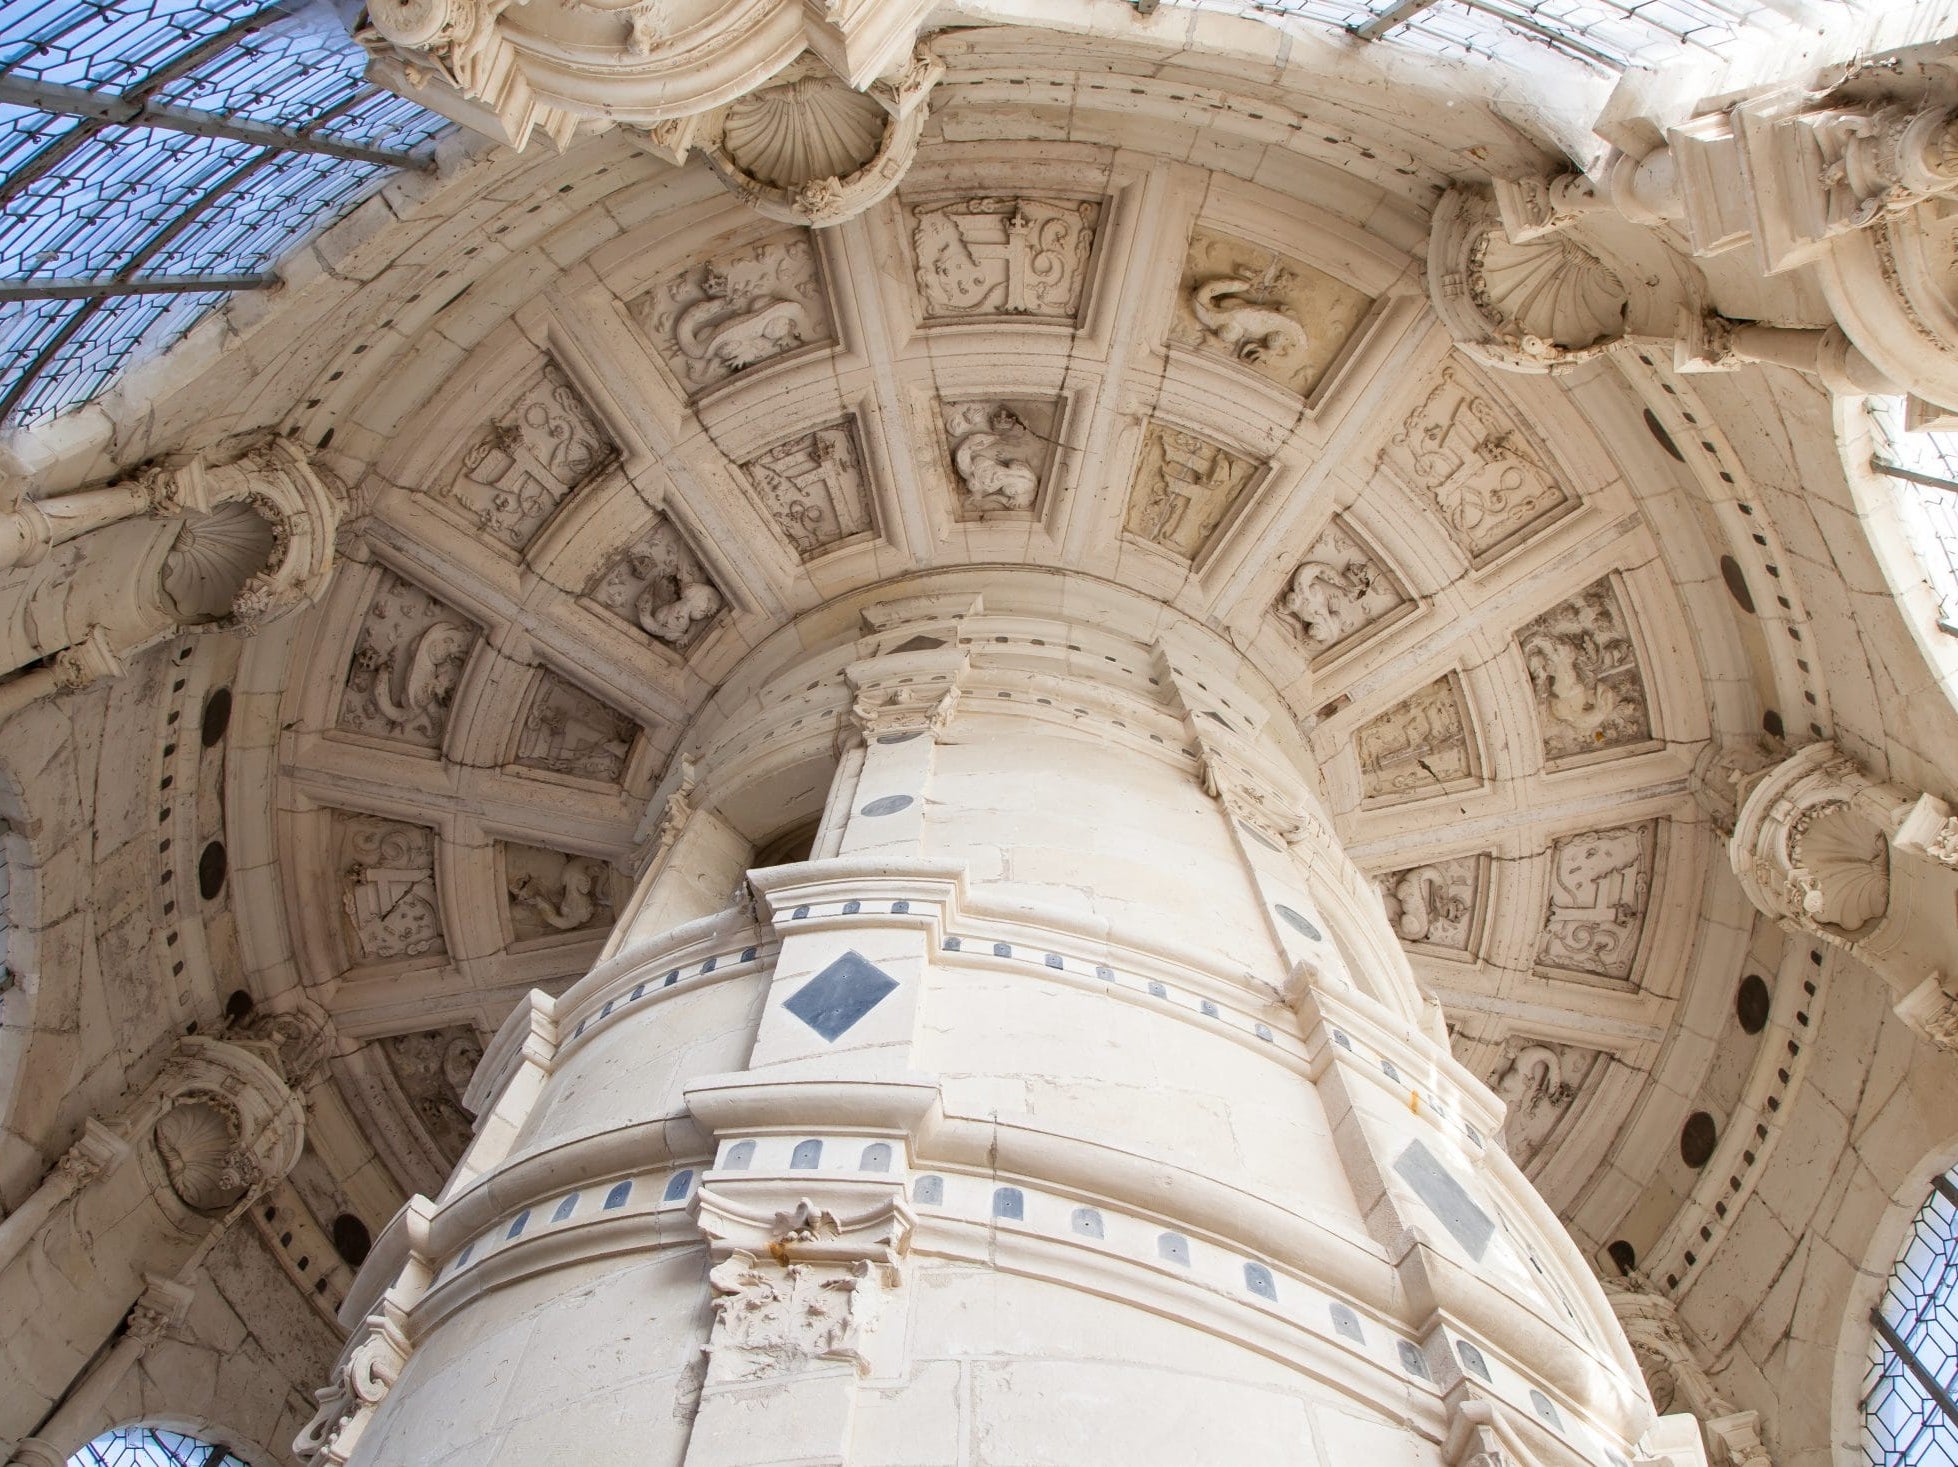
(294, 1307), (413, 1465)
(842, 645), (967, 747)
(1731, 742), (1958, 1046)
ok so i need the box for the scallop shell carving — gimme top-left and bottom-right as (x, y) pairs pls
(153, 1098), (252, 1212)
(720, 78), (886, 190)
(162, 499), (280, 623)
(1789, 801), (1891, 934)
(1473, 232), (1629, 353)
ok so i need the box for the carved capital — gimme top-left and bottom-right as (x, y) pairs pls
(843, 646), (968, 743)
(50, 625), (124, 694)
(1894, 973), (1958, 1052)
(1729, 742), (1897, 945)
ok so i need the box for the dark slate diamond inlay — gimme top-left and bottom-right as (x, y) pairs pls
(784, 949), (900, 1042)
(1393, 1138), (1496, 1261)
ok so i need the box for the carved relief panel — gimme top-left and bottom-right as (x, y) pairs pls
(630, 232), (834, 395)
(909, 196), (1102, 324)
(1491, 1040), (1605, 1169)
(1377, 854), (1487, 957)
(440, 363), (616, 551)
(585, 516), (726, 651)
(335, 814), (445, 964)
(336, 571), (480, 751)
(742, 421), (876, 557)
(514, 671), (640, 785)
(1537, 821), (1659, 984)
(1355, 676), (1480, 804)
(1277, 518), (1409, 657)
(376, 1026), (482, 1169)
(940, 398), (1060, 518)
(1169, 227), (1374, 397)
(503, 843), (619, 942)
(1517, 577), (1653, 765)
(1378, 366), (1572, 565)
(1122, 422), (1260, 560)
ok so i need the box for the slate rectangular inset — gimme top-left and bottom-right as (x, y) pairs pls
(784, 950), (900, 1042)
(1393, 1138), (1496, 1261)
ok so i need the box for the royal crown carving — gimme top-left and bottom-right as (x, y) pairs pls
(910, 196), (1101, 323)
(632, 233), (834, 393)
(742, 421), (875, 557)
(942, 400), (1055, 516)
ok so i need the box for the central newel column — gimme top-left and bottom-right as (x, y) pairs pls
(305, 574), (1659, 1467)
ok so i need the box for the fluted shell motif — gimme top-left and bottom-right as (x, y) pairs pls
(720, 78), (886, 190)
(153, 1098), (251, 1213)
(1475, 232), (1629, 352)
(161, 499), (279, 623)
(1790, 802), (1891, 934)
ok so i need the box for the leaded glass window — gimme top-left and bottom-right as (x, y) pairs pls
(1865, 1170), (1958, 1466)
(1868, 399), (1958, 638)
(68, 1425), (250, 1466)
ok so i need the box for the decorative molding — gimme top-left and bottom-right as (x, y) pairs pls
(1516, 576), (1652, 765)
(442, 363), (616, 551)
(1170, 227), (1374, 397)
(335, 813), (446, 963)
(1536, 822), (1657, 985)
(1278, 519), (1408, 657)
(1355, 676), (1479, 804)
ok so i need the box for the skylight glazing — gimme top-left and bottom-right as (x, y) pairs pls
(1865, 1170), (1958, 1466)
(68, 1425), (249, 1467)
(1869, 399), (1958, 637)
(0, 0), (445, 427)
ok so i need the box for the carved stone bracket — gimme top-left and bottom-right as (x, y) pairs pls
(843, 644), (968, 746)
(1731, 742), (1958, 1046)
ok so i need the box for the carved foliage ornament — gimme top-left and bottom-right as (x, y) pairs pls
(1379, 366), (1571, 564)
(632, 232), (834, 394)
(911, 196), (1101, 322)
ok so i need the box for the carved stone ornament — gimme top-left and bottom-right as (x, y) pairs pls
(1536, 821), (1657, 984)
(336, 814), (445, 963)
(683, 48), (943, 227)
(910, 196), (1101, 323)
(142, 1036), (306, 1221)
(942, 399), (1056, 515)
(1894, 973), (1958, 1053)
(1378, 366), (1571, 565)
(1278, 520), (1408, 656)
(587, 517), (725, 650)
(1516, 577), (1653, 764)
(377, 1025), (484, 1169)
(1428, 186), (1630, 372)
(1355, 676), (1479, 804)
(1377, 855), (1482, 953)
(516, 671), (639, 783)
(631, 232), (834, 394)
(742, 421), (875, 557)
(1122, 422), (1260, 560)
(153, 1096), (256, 1212)
(442, 362), (616, 550)
(295, 1310), (412, 1466)
(1492, 1041), (1601, 1169)
(1729, 742), (1894, 942)
(845, 647), (966, 742)
(1170, 227), (1374, 397)
(337, 571), (480, 749)
(505, 843), (618, 940)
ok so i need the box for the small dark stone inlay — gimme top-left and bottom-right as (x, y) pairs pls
(993, 942), (1012, 958)
(1456, 1339), (1491, 1381)
(877, 729), (925, 744)
(1072, 1207), (1104, 1238)
(1397, 1341), (1430, 1379)
(1095, 965), (1113, 981)
(860, 794), (915, 817)
(664, 1169), (695, 1200)
(1681, 1110), (1718, 1168)
(1394, 1139), (1496, 1260)
(741, 946), (757, 962)
(842, 900), (861, 915)
(992, 1187), (1024, 1220)
(552, 1193), (579, 1223)
(603, 1180), (632, 1210)
(1330, 1302), (1364, 1343)
(943, 936), (962, 951)
(1274, 904), (1322, 940)
(891, 900), (910, 914)
(1736, 974), (1771, 1034)
(1044, 953), (1064, 969)
(792, 905), (810, 920)
(1244, 1262), (1277, 1300)
(913, 1174), (944, 1205)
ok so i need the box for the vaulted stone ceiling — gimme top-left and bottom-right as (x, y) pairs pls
(5, 13), (1952, 1396)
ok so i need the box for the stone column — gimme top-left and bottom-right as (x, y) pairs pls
(0, 1037), (305, 1457)
(1729, 742), (1958, 1047)
(320, 576), (1661, 1467)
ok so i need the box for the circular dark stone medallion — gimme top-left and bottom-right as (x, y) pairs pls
(1275, 904), (1323, 941)
(859, 794), (915, 817)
